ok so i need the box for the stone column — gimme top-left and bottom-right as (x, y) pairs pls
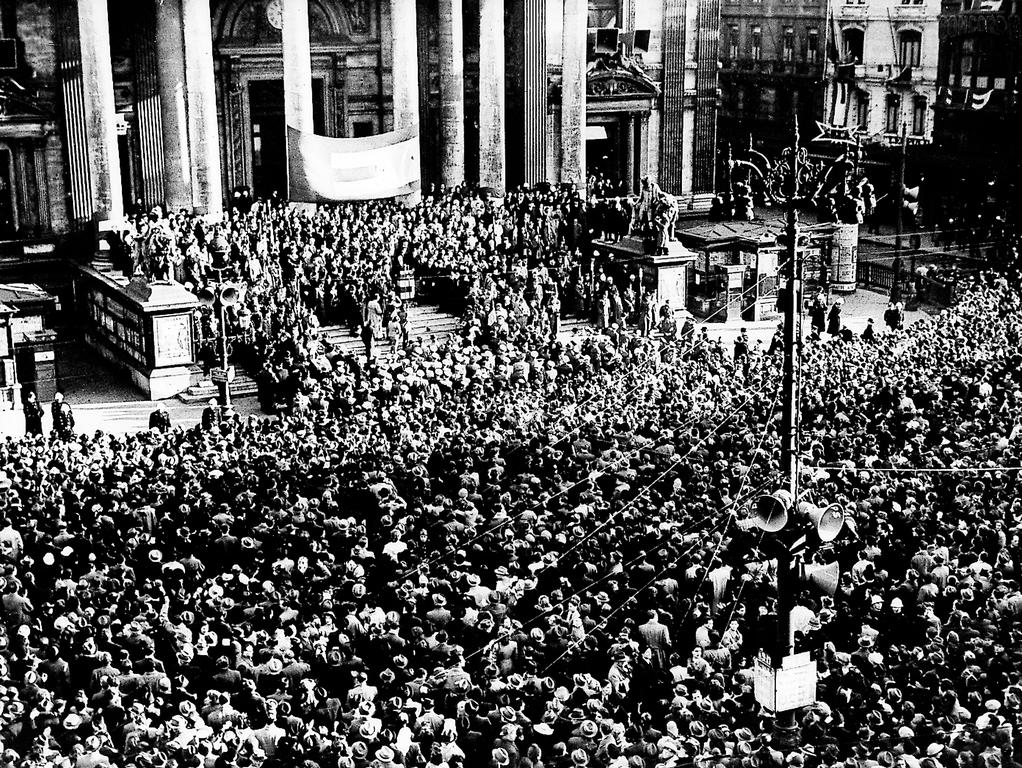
(390, 0), (419, 129)
(437, 0), (465, 187)
(155, 0), (192, 212)
(478, 0), (506, 194)
(182, 0), (223, 216)
(560, 0), (587, 189)
(77, 0), (123, 220)
(390, 0), (422, 203)
(282, 0), (315, 136)
(625, 116), (636, 192)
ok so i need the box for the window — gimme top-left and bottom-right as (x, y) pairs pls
(751, 25), (762, 60)
(746, 85), (761, 114)
(762, 87), (778, 118)
(855, 92), (870, 129)
(783, 27), (795, 62)
(252, 122), (262, 164)
(912, 97), (926, 135)
(806, 28), (819, 63)
(953, 36), (996, 85)
(729, 25), (740, 59)
(588, 0), (619, 28)
(959, 37), (979, 77)
(842, 28), (864, 63)
(885, 94), (901, 133)
(899, 30), (922, 67)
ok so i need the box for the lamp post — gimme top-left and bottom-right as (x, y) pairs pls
(198, 234), (241, 408)
(774, 119), (805, 750)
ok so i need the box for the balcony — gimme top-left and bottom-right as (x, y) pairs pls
(720, 58), (823, 79)
(893, 2), (931, 17)
(835, 62), (867, 80)
(837, 3), (869, 19)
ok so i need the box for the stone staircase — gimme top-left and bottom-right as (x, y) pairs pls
(318, 303), (463, 360)
(178, 304), (462, 401)
(178, 366), (260, 403)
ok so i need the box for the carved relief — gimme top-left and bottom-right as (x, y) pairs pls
(587, 69), (661, 100)
(340, 0), (372, 34)
(221, 0), (370, 43)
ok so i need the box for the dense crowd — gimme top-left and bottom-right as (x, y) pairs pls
(116, 187), (590, 379)
(2, 209), (1022, 768)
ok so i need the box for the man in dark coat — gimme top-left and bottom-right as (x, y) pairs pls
(23, 391), (43, 437)
(201, 398), (222, 431)
(149, 403), (172, 433)
(53, 401), (75, 442)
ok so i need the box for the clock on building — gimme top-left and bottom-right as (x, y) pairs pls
(265, 0), (284, 30)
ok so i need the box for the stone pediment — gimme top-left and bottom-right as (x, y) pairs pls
(586, 62), (661, 102)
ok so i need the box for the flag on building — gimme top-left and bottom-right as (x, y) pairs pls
(286, 124), (421, 202)
(968, 89), (993, 110)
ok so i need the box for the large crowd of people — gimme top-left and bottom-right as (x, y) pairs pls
(6, 192), (1022, 768)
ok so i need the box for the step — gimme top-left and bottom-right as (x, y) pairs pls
(177, 370), (259, 403)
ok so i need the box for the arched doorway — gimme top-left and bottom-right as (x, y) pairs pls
(212, 0), (383, 195)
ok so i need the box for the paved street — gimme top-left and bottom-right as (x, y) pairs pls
(0, 285), (936, 439)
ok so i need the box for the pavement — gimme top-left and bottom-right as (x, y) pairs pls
(0, 283), (941, 439)
(0, 341), (263, 439)
(561, 285), (937, 351)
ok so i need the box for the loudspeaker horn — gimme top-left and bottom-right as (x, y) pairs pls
(219, 285), (240, 307)
(799, 501), (845, 542)
(753, 489), (793, 532)
(595, 27), (619, 54)
(802, 561), (840, 597)
(197, 288), (216, 307)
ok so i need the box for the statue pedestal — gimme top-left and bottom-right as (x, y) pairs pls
(641, 242), (697, 314)
(594, 236), (696, 313)
(76, 264), (198, 400)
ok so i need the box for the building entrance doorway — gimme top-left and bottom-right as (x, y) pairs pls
(585, 115), (641, 193)
(248, 79), (326, 199)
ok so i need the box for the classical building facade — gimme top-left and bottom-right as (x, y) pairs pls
(717, 0), (829, 157)
(828, 0), (940, 143)
(0, 0), (722, 243)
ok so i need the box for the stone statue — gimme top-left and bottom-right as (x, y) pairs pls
(135, 213), (181, 283)
(630, 176), (679, 252)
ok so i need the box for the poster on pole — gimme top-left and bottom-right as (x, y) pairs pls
(753, 652), (818, 712)
(286, 124), (421, 202)
(754, 653), (776, 711)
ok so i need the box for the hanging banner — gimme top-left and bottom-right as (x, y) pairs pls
(286, 124), (421, 202)
(968, 89), (993, 110)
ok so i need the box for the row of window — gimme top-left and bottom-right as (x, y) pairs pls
(846, 0), (925, 6)
(726, 25), (922, 67)
(850, 92), (928, 134)
(727, 25), (820, 63)
(725, 87), (927, 136)
(841, 28), (922, 67)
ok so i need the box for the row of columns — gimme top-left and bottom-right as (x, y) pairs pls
(77, 0), (223, 223)
(426, 0), (587, 192)
(74, 0), (587, 216)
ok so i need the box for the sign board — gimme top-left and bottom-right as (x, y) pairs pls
(775, 658), (818, 711)
(753, 652), (818, 712)
(210, 366), (235, 385)
(754, 654), (776, 711)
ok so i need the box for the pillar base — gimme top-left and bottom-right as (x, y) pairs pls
(772, 720), (802, 753)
